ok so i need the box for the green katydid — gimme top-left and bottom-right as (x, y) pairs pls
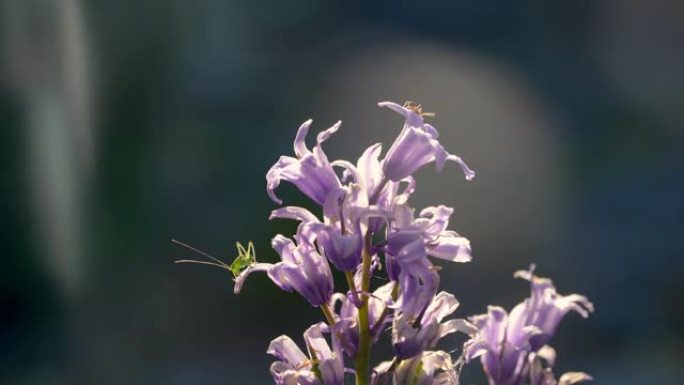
(173, 239), (256, 278)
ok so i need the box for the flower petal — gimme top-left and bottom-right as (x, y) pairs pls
(233, 263), (272, 294)
(267, 335), (308, 367)
(293, 119), (313, 158)
(270, 206), (320, 223)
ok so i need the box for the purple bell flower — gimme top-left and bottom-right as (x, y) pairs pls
(384, 203), (472, 322)
(528, 346), (593, 385)
(391, 203), (472, 264)
(372, 350), (459, 385)
(267, 119), (342, 205)
(267, 334), (319, 385)
(383, 203), (471, 301)
(464, 267), (594, 385)
(329, 282), (395, 357)
(234, 225), (334, 307)
(384, 229), (441, 321)
(332, 142), (417, 204)
(392, 291), (474, 359)
(378, 101), (475, 182)
(509, 266), (594, 351)
(385, 229), (426, 281)
(268, 322), (345, 385)
(331, 142), (416, 234)
(270, 184), (384, 272)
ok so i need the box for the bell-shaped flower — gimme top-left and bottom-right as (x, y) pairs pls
(392, 291), (474, 359)
(234, 225), (334, 307)
(315, 227), (363, 272)
(391, 203), (472, 265)
(328, 282), (395, 357)
(267, 119), (342, 205)
(385, 229), (427, 281)
(509, 266), (594, 351)
(372, 351), (459, 385)
(267, 335), (319, 385)
(465, 306), (530, 385)
(464, 267), (593, 385)
(268, 323), (345, 385)
(528, 346), (593, 385)
(332, 142), (416, 209)
(384, 206), (470, 322)
(378, 101), (475, 182)
(270, 184), (385, 272)
(383, 205), (471, 307)
(384, 230), (440, 321)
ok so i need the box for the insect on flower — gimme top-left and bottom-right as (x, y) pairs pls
(176, 101), (592, 385)
(229, 241), (257, 278)
(173, 239), (256, 279)
(403, 101), (435, 118)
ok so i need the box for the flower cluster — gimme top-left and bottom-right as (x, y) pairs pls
(464, 265), (594, 385)
(197, 101), (593, 385)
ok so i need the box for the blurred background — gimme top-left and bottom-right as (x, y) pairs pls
(1, 0), (682, 384)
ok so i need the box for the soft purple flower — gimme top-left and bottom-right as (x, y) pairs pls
(465, 306), (528, 385)
(464, 267), (594, 385)
(267, 335), (319, 385)
(329, 282), (395, 357)
(315, 226), (363, 271)
(317, 185), (368, 270)
(268, 323), (345, 385)
(378, 101), (475, 182)
(270, 184), (384, 271)
(509, 266), (594, 351)
(332, 142), (416, 204)
(391, 203), (472, 264)
(392, 291), (474, 359)
(528, 347), (593, 385)
(383, 229), (441, 321)
(372, 351), (459, 385)
(266, 119), (342, 205)
(234, 225), (334, 307)
(385, 229), (427, 281)
(331, 143), (416, 233)
(396, 263), (441, 324)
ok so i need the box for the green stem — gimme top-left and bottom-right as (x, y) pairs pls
(355, 241), (372, 385)
(345, 271), (358, 298)
(355, 183), (386, 385)
(320, 304), (336, 326)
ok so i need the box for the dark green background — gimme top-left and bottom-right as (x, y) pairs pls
(2, 0), (682, 384)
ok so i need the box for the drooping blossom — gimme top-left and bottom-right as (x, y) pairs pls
(329, 282), (395, 357)
(378, 101), (475, 182)
(528, 346), (593, 385)
(385, 230), (439, 321)
(266, 119), (342, 205)
(383, 203), (471, 321)
(392, 291), (474, 359)
(372, 350), (460, 385)
(464, 266), (594, 385)
(268, 323), (345, 385)
(383, 203), (470, 296)
(331, 142), (416, 228)
(270, 183), (384, 272)
(390, 203), (472, 264)
(509, 266), (594, 351)
(234, 225), (333, 307)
